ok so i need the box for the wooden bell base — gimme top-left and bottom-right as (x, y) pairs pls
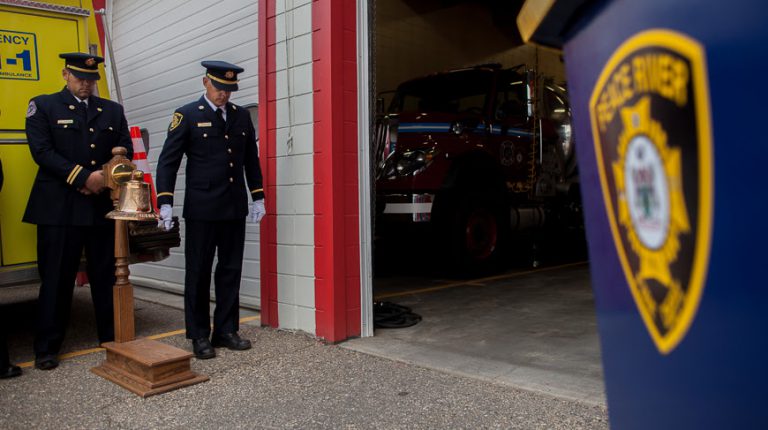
(91, 338), (208, 398)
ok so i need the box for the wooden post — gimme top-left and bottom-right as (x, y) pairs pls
(113, 219), (135, 343)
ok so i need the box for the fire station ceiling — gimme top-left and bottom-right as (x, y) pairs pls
(375, 0), (533, 96)
(400, 0), (525, 43)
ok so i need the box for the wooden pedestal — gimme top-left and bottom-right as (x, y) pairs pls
(93, 186), (208, 397)
(91, 338), (209, 398)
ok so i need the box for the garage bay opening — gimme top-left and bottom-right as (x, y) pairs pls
(348, 0), (604, 405)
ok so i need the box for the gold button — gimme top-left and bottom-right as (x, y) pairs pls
(63, 125), (68, 128)
(227, 148), (232, 153)
(242, 132), (246, 136)
(199, 105), (205, 110)
(229, 177), (234, 183)
(97, 107), (103, 112)
(90, 144), (96, 149)
(225, 135), (229, 139)
(89, 128), (94, 132)
(203, 133), (208, 138)
(69, 105), (75, 110)
(229, 162), (234, 167)
(90, 160), (96, 166)
(109, 126), (113, 131)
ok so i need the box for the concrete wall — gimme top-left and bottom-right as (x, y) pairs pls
(260, 0), (362, 339)
(108, 0), (262, 307)
(272, 0), (316, 333)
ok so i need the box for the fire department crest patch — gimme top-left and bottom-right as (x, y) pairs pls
(589, 29), (714, 354)
(169, 112), (183, 131)
(225, 71), (235, 79)
(26, 100), (37, 118)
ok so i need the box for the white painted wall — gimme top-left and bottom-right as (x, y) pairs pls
(274, 0), (315, 333)
(108, 0), (262, 307)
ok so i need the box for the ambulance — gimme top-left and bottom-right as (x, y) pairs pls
(0, 0), (110, 286)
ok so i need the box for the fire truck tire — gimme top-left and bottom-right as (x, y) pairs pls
(436, 192), (507, 276)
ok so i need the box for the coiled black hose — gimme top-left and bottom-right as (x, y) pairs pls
(373, 301), (422, 328)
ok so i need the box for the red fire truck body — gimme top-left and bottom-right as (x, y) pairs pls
(375, 64), (580, 273)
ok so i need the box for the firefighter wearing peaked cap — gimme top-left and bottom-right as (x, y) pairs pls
(155, 60), (265, 360)
(24, 52), (133, 371)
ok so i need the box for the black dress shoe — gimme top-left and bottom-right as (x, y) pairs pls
(0, 364), (22, 379)
(34, 354), (59, 371)
(211, 332), (251, 351)
(192, 338), (216, 359)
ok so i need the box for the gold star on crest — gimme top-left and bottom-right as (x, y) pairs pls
(613, 96), (691, 334)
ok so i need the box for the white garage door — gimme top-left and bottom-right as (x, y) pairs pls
(108, 0), (261, 308)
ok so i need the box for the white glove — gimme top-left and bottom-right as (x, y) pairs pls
(158, 204), (174, 231)
(249, 199), (265, 223)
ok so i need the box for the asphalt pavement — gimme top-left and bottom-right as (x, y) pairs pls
(0, 285), (607, 429)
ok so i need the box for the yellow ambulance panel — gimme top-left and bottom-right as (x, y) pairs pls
(0, 4), (87, 268)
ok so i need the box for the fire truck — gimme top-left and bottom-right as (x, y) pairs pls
(375, 64), (581, 274)
(0, 0), (110, 287)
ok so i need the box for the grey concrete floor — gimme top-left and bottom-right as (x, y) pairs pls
(344, 262), (606, 406)
(0, 284), (608, 429)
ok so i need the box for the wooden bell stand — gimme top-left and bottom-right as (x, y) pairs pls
(91, 148), (208, 397)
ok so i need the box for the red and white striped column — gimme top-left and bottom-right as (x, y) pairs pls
(259, 0), (361, 341)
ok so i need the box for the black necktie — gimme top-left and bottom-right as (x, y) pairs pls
(216, 107), (225, 125)
(79, 101), (88, 120)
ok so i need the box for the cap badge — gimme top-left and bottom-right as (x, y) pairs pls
(225, 71), (235, 79)
(85, 58), (96, 67)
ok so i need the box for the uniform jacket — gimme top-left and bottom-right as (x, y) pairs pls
(23, 88), (133, 226)
(155, 96), (264, 220)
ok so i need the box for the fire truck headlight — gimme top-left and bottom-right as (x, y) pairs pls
(393, 149), (438, 177)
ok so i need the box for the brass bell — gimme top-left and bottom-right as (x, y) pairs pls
(106, 170), (158, 221)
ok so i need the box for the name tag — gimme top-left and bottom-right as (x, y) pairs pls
(57, 119), (74, 124)
(197, 122), (212, 128)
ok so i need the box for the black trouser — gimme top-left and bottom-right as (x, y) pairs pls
(34, 224), (115, 356)
(184, 219), (245, 339)
(0, 326), (9, 368)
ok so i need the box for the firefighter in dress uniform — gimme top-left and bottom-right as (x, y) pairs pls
(155, 61), (265, 359)
(24, 53), (133, 370)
